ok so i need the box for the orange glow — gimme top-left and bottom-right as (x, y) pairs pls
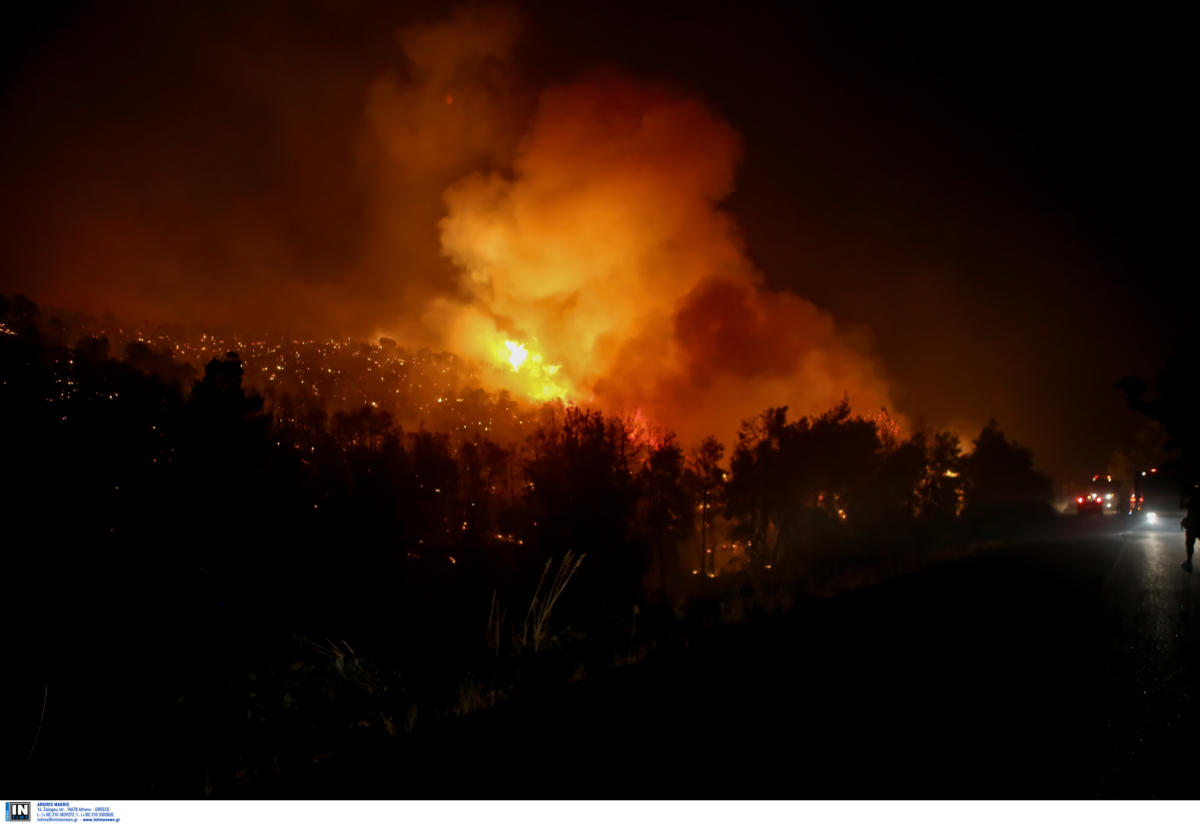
(490, 337), (570, 401)
(4, 6), (905, 452)
(423, 72), (898, 439)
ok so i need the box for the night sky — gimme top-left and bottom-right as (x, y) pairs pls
(2, 1), (1192, 482)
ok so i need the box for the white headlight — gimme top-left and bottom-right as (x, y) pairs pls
(1146, 512), (1158, 523)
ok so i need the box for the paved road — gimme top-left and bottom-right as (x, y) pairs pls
(311, 514), (1200, 798)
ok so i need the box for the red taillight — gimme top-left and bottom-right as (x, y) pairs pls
(1077, 497), (1084, 503)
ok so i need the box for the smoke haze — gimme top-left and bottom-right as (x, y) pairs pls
(1, 4), (895, 444)
(3, 2), (1189, 478)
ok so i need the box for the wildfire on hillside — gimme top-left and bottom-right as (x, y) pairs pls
(414, 60), (897, 441)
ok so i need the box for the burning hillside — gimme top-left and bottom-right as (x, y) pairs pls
(376, 14), (898, 440)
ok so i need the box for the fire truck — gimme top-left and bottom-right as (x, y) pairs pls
(1076, 473), (1122, 515)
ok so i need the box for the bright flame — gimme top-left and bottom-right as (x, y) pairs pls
(504, 340), (527, 372)
(492, 337), (570, 401)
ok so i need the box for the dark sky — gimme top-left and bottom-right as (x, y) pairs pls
(1, 1), (1192, 482)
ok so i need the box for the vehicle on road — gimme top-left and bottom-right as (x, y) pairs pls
(1076, 474), (1122, 515)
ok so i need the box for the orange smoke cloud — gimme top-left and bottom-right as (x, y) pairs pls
(354, 5), (529, 344)
(429, 69), (897, 442)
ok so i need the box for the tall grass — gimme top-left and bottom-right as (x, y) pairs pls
(520, 550), (585, 653)
(487, 551), (586, 656)
(486, 590), (508, 657)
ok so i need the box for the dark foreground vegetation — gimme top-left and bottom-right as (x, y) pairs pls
(3, 294), (1058, 796)
(272, 518), (1200, 799)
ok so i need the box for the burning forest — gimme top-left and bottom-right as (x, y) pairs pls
(4, 0), (1194, 807)
(3, 288), (1055, 795)
(4, 5), (897, 450)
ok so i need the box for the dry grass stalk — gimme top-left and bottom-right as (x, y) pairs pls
(486, 590), (507, 656)
(521, 550), (585, 653)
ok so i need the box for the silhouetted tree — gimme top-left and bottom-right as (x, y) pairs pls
(1117, 344), (1200, 484)
(634, 435), (692, 598)
(962, 421), (1053, 519)
(408, 429), (459, 545)
(922, 431), (964, 520)
(726, 407), (791, 566)
(687, 435), (726, 575)
(875, 434), (928, 523)
(524, 408), (640, 611)
(804, 399), (881, 527)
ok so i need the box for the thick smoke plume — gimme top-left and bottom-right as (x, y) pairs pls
(424, 67), (895, 441)
(3, 3), (897, 444)
(359, 5), (527, 346)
